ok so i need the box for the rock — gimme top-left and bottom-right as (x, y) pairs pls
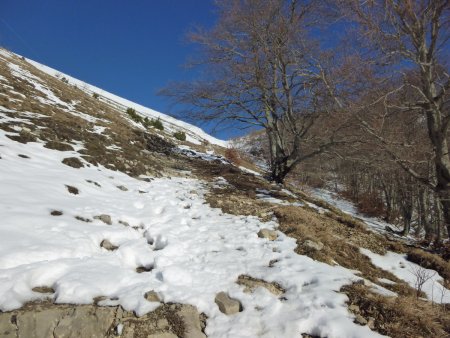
(147, 333), (178, 338)
(0, 314), (17, 338)
(137, 265), (153, 273)
(355, 314), (368, 325)
(368, 317), (375, 329)
(348, 304), (360, 313)
(144, 291), (160, 302)
(177, 305), (206, 338)
(32, 286), (55, 294)
(62, 157), (84, 168)
(0, 302), (204, 338)
(257, 229), (278, 241)
(50, 210), (63, 216)
(65, 185), (79, 195)
(214, 292), (242, 315)
(118, 220), (130, 227)
(94, 214), (112, 225)
(117, 185), (128, 191)
(100, 239), (118, 251)
(237, 275), (284, 296)
(52, 306), (114, 337)
(44, 141), (74, 152)
(303, 239), (324, 251)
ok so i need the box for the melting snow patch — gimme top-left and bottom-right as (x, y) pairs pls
(360, 248), (450, 304)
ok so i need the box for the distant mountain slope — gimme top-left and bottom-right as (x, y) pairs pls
(7, 49), (227, 147)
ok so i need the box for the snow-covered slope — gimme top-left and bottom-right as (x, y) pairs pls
(14, 51), (227, 147)
(1, 48), (449, 337)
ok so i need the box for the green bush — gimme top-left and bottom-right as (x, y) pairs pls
(126, 108), (143, 123)
(92, 93), (99, 99)
(150, 118), (164, 130)
(173, 131), (186, 141)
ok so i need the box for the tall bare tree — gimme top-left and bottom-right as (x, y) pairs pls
(162, 0), (349, 183)
(340, 0), (450, 238)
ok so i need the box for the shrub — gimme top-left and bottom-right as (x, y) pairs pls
(150, 118), (164, 130)
(126, 108), (143, 123)
(61, 77), (69, 84)
(92, 93), (99, 99)
(224, 148), (241, 165)
(173, 131), (186, 141)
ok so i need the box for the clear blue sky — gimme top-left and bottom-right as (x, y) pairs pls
(0, 0), (243, 139)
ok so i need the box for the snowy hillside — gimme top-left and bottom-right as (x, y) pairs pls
(17, 51), (227, 147)
(1, 48), (450, 338)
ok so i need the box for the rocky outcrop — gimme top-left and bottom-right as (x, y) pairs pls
(0, 302), (206, 338)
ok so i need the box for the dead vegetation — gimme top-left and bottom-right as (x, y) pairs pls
(343, 284), (450, 338)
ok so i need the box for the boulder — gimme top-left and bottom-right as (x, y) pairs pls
(214, 292), (242, 315)
(257, 229), (278, 241)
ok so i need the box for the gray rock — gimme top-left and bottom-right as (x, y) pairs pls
(177, 305), (206, 338)
(257, 229), (278, 241)
(100, 239), (118, 251)
(355, 314), (368, 325)
(0, 315), (17, 338)
(348, 304), (360, 313)
(237, 275), (284, 296)
(303, 239), (324, 251)
(94, 214), (112, 225)
(116, 185), (128, 191)
(144, 291), (161, 302)
(368, 317), (375, 329)
(214, 292), (242, 315)
(32, 286), (55, 294)
(147, 333), (178, 338)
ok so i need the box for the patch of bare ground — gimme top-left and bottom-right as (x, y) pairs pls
(342, 284), (450, 338)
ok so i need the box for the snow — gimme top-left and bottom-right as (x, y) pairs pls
(311, 188), (404, 236)
(360, 248), (450, 304)
(0, 48), (229, 148)
(256, 189), (303, 207)
(238, 166), (262, 176)
(0, 129), (385, 337)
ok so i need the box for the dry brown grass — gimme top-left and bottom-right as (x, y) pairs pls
(343, 284), (450, 338)
(407, 249), (450, 288)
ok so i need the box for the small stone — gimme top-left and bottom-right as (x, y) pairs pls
(18, 154), (30, 158)
(214, 292), (242, 315)
(136, 265), (153, 273)
(94, 214), (112, 225)
(355, 314), (367, 325)
(348, 304), (360, 313)
(116, 185), (128, 191)
(144, 291), (160, 302)
(147, 333), (178, 338)
(62, 157), (84, 168)
(100, 239), (118, 251)
(303, 239), (324, 251)
(50, 210), (63, 216)
(32, 286), (55, 294)
(118, 220), (130, 227)
(156, 318), (169, 329)
(75, 215), (92, 222)
(66, 185), (79, 195)
(257, 229), (278, 241)
(368, 317), (375, 329)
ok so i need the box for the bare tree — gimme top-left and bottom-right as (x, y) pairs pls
(340, 0), (450, 238)
(161, 0), (349, 183)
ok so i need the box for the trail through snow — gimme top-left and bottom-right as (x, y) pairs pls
(0, 130), (383, 337)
